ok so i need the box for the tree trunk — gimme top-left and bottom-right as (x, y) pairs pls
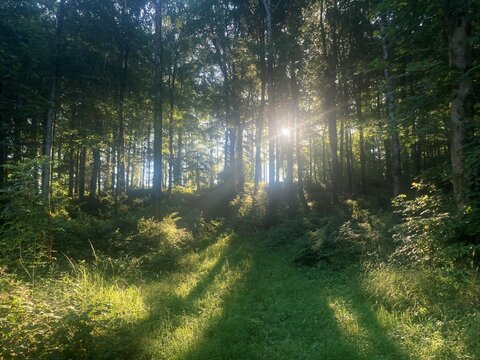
(89, 148), (100, 197)
(232, 64), (244, 193)
(339, 118), (345, 192)
(168, 50), (178, 194)
(445, 0), (474, 210)
(326, 81), (340, 203)
(346, 125), (353, 193)
(290, 64), (306, 205)
(74, 148), (80, 195)
(153, 0), (163, 212)
(78, 146), (86, 199)
(42, 0), (66, 202)
(380, 14), (401, 196)
(355, 85), (367, 193)
(320, 0), (340, 203)
(116, 40), (128, 195)
(68, 146), (75, 197)
(174, 127), (183, 185)
(254, 29), (266, 195)
(262, 0), (276, 185)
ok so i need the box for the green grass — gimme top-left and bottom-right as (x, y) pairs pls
(118, 231), (479, 360)
(2, 225), (479, 359)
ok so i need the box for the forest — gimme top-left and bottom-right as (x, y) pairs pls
(1, 0), (480, 358)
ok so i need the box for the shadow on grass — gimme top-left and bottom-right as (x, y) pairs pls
(110, 232), (413, 360)
(178, 247), (411, 360)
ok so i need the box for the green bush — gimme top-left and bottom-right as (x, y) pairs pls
(295, 200), (394, 266)
(390, 182), (476, 267)
(0, 158), (69, 279)
(228, 186), (267, 230)
(136, 213), (192, 251)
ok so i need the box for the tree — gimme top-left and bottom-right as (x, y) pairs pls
(153, 0), (164, 211)
(444, 0), (475, 210)
(42, 0), (66, 202)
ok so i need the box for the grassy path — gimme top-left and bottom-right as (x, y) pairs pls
(125, 232), (410, 360)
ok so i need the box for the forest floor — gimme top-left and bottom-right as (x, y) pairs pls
(127, 233), (403, 360)
(2, 191), (479, 359)
(117, 228), (476, 360)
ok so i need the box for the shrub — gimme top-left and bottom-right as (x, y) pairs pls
(130, 213), (193, 256)
(0, 158), (68, 279)
(295, 200), (394, 266)
(390, 182), (473, 267)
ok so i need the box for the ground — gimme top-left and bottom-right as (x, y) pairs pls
(116, 231), (464, 360)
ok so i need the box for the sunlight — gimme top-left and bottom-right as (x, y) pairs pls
(281, 128), (290, 136)
(142, 235), (253, 359)
(328, 297), (373, 353)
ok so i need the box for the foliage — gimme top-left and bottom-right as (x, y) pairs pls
(228, 184), (268, 230)
(124, 213), (194, 271)
(0, 263), (145, 359)
(0, 158), (68, 279)
(391, 183), (479, 267)
(296, 200), (394, 266)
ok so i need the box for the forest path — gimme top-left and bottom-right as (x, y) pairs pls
(128, 231), (409, 360)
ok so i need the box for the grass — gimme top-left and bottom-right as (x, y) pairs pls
(2, 210), (480, 359)
(118, 231), (479, 360)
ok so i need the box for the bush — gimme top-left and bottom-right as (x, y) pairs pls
(390, 182), (478, 267)
(0, 158), (69, 279)
(295, 200), (394, 266)
(228, 186), (267, 230)
(136, 213), (192, 251)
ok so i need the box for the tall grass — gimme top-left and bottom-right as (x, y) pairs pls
(0, 259), (146, 359)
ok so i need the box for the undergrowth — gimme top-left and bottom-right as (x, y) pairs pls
(1, 180), (480, 359)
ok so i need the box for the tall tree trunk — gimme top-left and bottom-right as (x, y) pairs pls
(356, 90), (367, 194)
(290, 64), (306, 205)
(110, 145), (116, 193)
(254, 29), (266, 195)
(380, 14), (401, 196)
(74, 148), (80, 195)
(232, 64), (244, 193)
(320, 0), (340, 203)
(174, 127), (182, 185)
(67, 110), (75, 197)
(130, 139), (137, 189)
(285, 96), (294, 188)
(229, 127), (236, 180)
(326, 81), (340, 203)
(167, 52), (178, 194)
(42, 0), (66, 202)
(78, 146), (86, 199)
(235, 118), (245, 192)
(153, 0), (163, 212)
(224, 127), (230, 172)
(384, 138), (392, 183)
(445, 0), (474, 210)
(89, 149), (100, 197)
(125, 123), (133, 192)
(68, 146), (75, 197)
(339, 118), (345, 191)
(262, 0), (276, 185)
(116, 41), (128, 195)
(346, 125), (353, 193)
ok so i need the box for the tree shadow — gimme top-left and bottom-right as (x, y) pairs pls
(112, 233), (249, 359)
(117, 232), (414, 360)
(177, 247), (413, 360)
